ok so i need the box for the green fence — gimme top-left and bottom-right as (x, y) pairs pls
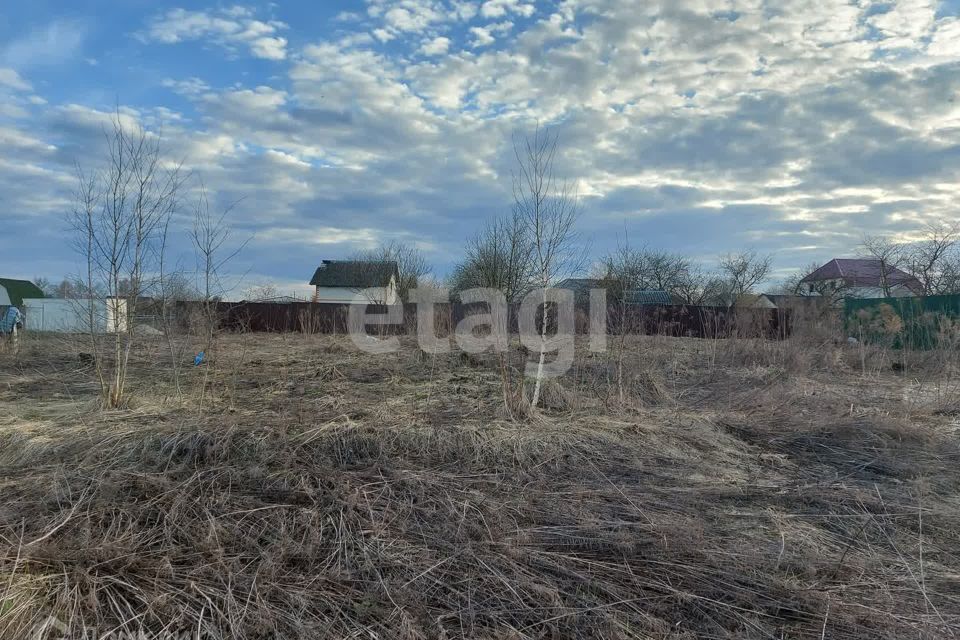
(844, 294), (960, 349)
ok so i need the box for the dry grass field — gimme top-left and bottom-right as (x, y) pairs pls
(1, 330), (959, 639)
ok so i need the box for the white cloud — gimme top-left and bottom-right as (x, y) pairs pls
(469, 26), (496, 46)
(249, 36), (288, 60)
(0, 127), (55, 153)
(468, 21), (513, 47)
(928, 18), (960, 58)
(143, 7), (289, 60)
(372, 28), (395, 42)
(162, 77), (211, 97)
(420, 36), (451, 56)
(480, 0), (534, 19)
(365, 0), (479, 40)
(258, 226), (382, 246)
(0, 68), (30, 91)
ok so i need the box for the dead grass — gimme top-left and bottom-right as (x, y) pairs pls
(0, 332), (959, 639)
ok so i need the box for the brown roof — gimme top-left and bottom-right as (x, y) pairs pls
(800, 259), (923, 293)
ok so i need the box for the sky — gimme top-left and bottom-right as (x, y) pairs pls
(1, 0), (960, 297)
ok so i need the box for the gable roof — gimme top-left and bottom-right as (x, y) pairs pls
(800, 258), (923, 292)
(309, 260), (399, 288)
(0, 278), (44, 307)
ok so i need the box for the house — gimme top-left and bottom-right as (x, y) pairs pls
(0, 278), (44, 307)
(309, 260), (399, 304)
(556, 278), (603, 305)
(555, 278), (672, 306)
(800, 258), (923, 299)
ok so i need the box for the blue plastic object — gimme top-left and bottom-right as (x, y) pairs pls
(194, 351), (205, 366)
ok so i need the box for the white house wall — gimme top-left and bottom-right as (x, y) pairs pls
(807, 279), (919, 299)
(314, 286), (397, 305)
(0, 286), (11, 306)
(846, 285), (916, 299)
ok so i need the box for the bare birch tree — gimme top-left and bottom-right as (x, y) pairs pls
(191, 186), (245, 347)
(512, 125), (582, 408)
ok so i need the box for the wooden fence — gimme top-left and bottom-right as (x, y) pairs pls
(171, 301), (789, 339)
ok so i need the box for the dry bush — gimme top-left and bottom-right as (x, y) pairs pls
(630, 368), (672, 407)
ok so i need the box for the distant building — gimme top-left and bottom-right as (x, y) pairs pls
(21, 297), (127, 333)
(0, 278), (44, 307)
(555, 278), (603, 306)
(800, 258), (923, 299)
(309, 260), (399, 304)
(555, 278), (672, 306)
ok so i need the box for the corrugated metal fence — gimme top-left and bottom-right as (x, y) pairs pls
(845, 294), (960, 349)
(172, 301), (789, 339)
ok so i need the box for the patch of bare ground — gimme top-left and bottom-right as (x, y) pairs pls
(1, 332), (959, 638)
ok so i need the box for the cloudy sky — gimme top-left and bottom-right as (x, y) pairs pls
(2, 0), (959, 296)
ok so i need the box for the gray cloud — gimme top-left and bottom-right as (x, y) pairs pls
(2, 0), (960, 292)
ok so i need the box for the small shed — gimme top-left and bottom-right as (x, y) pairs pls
(21, 298), (127, 333)
(310, 260), (400, 304)
(22, 298), (104, 332)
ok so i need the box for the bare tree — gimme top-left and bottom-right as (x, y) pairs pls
(191, 186), (245, 347)
(450, 211), (534, 304)
(243, 283), (280, 301)
(512, 125), (582, 408)
(353, 241), (431, 302)
(905, 222), (959, 295)
(32, 277), (54, 297)
(596, 241), (638, 404)
(71, 113), (183, 408)
(156, 216), (199, 402)
(859, 235), (906, 297)
(717, 250), (773, 305)
(667, 264), (720, 305)
(598, 245), (696, 302)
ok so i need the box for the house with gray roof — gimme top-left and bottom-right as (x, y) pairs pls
(309, 260), (399, 304)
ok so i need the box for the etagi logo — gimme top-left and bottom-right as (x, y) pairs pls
(33, 616), (219, 640)
(347, 286), (609, 379)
